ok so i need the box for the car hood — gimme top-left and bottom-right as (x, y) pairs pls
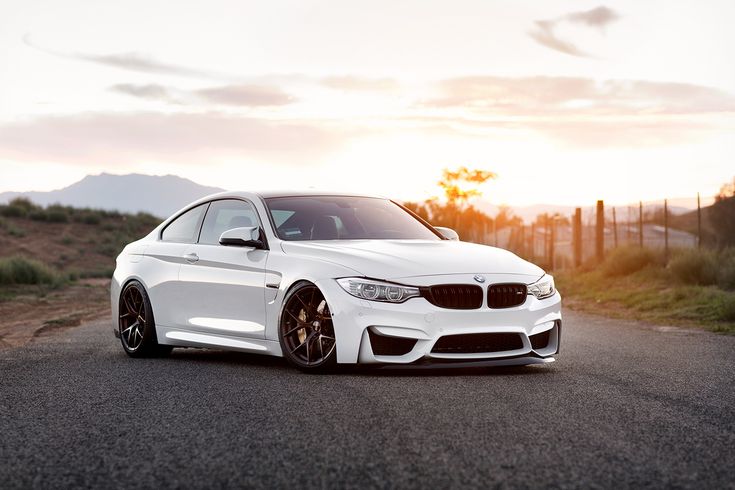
(280, 240), (544, 281)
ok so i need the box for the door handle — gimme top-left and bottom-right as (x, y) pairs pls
(184, 253), (199, 263)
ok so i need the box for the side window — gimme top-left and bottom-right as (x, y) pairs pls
(161, 203), (208, 243)
(198, 199), (260, 245)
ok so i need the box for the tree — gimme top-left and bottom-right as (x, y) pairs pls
(438, 166), (497, 209)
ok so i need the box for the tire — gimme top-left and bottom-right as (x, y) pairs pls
(278, 281), (337, 373)
(118, 280), (172, 358)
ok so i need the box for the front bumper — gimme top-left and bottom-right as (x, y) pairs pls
(317, 274), (562, 365)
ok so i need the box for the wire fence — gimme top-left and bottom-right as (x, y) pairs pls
(472, 196), (707, 271)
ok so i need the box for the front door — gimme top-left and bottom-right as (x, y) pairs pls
(176, 199), (268, 338)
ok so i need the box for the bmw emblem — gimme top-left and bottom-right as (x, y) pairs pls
(473, 275), (486, 283)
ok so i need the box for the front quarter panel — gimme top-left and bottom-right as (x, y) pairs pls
(263, 248), (362, 343)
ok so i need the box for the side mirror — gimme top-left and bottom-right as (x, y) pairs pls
(219, 227), (265, 249)
(434, 226), (459, 241)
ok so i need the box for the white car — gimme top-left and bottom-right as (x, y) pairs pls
(111, 192), (561, 371)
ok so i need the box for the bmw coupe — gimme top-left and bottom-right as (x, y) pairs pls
(112, 192), (561, 371)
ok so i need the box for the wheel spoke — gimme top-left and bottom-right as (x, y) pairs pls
(290, 339), (307, 354)
(285, 309), (305, 324)
(122, 323), (135, 336)
(123, 295), (136, 316)
(294, 292), (312, 314)
(284, 324), (306, 337)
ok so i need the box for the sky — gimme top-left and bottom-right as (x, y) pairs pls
(0, 0), (734, 207)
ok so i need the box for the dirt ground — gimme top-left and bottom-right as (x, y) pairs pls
(0, 278), (110, 348)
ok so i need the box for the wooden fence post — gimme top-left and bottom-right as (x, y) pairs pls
(549, 218), (556, 270)
(639, 201), (644, 248)
(573, 208), (582, 268)
(664, 199), (669, 263)
(697, 192), (702, 248)
(519, 225), (526, 256)
(596, 200), (605, 262)
(612, 207), (618, 248)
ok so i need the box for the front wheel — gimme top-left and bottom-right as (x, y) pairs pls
(279, 282), (337, 372)
(118, 280), (172, 358)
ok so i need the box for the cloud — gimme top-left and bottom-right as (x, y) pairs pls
(528, 21), (591, 58)
(528, 5), (620, 58)
(110, 84), (177, 102)
(567, 6), (619, 28)
(0, 112), (342, 165)
(109, 83), (296, 107)
(23, 34), (233, 81)
(195, 84), (295, 106)
(321, 76), (399, 92)
(424, 76), (735, 115)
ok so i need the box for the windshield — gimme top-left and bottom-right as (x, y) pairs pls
(264, 196), (442, 241)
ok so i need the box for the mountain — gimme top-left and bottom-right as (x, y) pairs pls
(0, 173), (224, 218)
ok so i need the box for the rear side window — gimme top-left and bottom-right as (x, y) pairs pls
(161, 203), (208, 243)
(198, 199), (260, 245)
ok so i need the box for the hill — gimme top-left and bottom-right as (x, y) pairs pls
(0, 200), (159, 279)
(0, 173), (224, 218)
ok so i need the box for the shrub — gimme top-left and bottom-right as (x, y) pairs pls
(601, 246), (658, 277)
(1, 205), (27, 218)
(669, 249), (718, 286)
(0, 257), (58, 285)
(81, 213), (101, 225)
(717, 295), (735, 322)
(7, 197), (36, 212)
(29, 210), (48, 221)
(47, 210), (69, 223)
(7, 225), (25, 237)
(715, 249), (735, 291)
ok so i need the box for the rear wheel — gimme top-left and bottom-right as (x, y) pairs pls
(118, 280), (172, 358)
(279, 282), (337, 372)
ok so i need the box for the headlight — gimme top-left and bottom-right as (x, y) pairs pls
(336, 278), (420, 303)
(528, 274), (555, 300)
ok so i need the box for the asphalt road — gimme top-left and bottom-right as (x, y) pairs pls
(1, 312), (734, 489)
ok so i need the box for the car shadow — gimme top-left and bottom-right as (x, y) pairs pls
(161, 347), (554, 377)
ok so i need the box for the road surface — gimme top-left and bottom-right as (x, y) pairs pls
(1, 311), (734, 489)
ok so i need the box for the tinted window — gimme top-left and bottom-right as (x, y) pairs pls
(161, 203), (208, 243)
(265, 196), (441, 241)
(199, 199), (260, 245)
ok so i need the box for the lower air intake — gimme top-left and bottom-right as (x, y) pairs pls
(431, 332), (524, 354)
(529, 329), (551, 350)
(368, 328), (418, 356)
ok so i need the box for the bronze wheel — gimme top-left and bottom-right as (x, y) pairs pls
(279, 283), (336, 371)
(118, 281), (171, 358)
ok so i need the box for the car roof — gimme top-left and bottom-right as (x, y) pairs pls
(210, 190), (387, 200)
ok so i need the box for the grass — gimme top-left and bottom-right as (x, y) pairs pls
(0, 256), (66, 286)
(557, 246), (735, 334)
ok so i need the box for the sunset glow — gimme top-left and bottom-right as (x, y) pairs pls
(1, 0), (734, 206)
